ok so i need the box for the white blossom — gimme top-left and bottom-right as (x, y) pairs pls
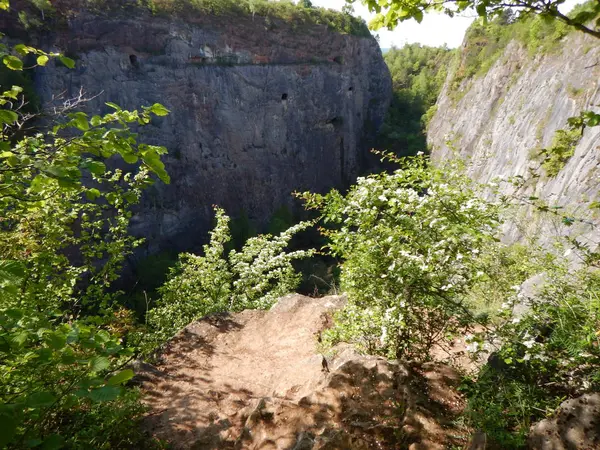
(466, 342), (479, 353)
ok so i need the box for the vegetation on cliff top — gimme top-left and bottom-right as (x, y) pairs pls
(16, 0), (371, 37)
(448, 3), (596, 92)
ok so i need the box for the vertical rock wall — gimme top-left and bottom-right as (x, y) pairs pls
(29, 11), (391, 253)
(428, 31), (600, 250)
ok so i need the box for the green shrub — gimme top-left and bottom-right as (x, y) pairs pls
(539, 127), (581, 177)
(145, 207), (314, 347)
(0, 22), (169, 448)
(463, 268), (600, 447)
(300, 154), (503, 360)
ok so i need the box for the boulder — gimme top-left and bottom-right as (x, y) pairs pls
(529, 393), (600, 450)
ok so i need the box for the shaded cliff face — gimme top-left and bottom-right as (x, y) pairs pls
(29, 11), (391, 253)
(428, 31), (600, 249)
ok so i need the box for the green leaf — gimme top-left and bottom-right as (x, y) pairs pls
(5, 155), (18, 167)
(61, 351), (76, 365)
(88, 356), (110, 372)
(0, 260), (25, 286)
(94, 330), (111, 343)
(90, 115), (102, 127)
(142, 150), (170, 184)
(41, 434), (65, 450)
(44, 332), (67, 350)
(85, 188), (101, 201)
(4, 308), (24, 320)
(149, 103), (170, 116)
(25, 438), (43, 448)
(0, 0), (9, 11)
(3, 55), (23, 71)
(123, 191), (138, 203)
(86, 161), (106, 175)
(107, 369), (134, 386)
(58, 56), (75, 69)
(413, 8), (423, 23)
(105, 102), (121, 111)
(586, 112), (600, 127)
(11, 330), (29, 346)
(14, 44), (30, 56)
(476, 3), (486, 17)
(44, 165), (69, 179)
(57, 178), (79, 189)
(0, 414), (17, 447)
(0, 109), (18, 125)
(27, 391), (56, 407)
(121, 153), (138, 164)
(70, 112), (89, 131)
(36, 55), (49, 66)
(87, 385), (121, 402)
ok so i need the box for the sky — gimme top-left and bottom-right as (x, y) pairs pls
(311, 0), (582, 49)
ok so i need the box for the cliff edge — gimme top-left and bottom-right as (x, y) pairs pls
(138, 294), (467, 449)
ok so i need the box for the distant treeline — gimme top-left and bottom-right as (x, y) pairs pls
(376, 44), (455, 156)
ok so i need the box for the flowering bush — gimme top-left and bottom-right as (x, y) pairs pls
(300, 154), (503, 360)
(463, 266), (600, 446)
(145, 207), (315, 346)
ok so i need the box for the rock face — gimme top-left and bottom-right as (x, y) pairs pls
(428, 32), (600, 250)
(529, 393), (600, 449)
(139, 294), (468, 449)
(27, 11), (391, 253)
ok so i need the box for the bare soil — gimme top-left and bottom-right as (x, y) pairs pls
(139, 294), (470, 449)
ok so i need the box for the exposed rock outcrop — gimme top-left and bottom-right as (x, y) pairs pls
(428, 32), (600, 251)
(17, 10), (391, 253)
(529, 393), (600, 449)
(139, 294), (468, 449)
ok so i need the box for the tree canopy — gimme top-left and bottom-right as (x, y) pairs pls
(352, 0), (600, 39)
(377, 44), (454, 156)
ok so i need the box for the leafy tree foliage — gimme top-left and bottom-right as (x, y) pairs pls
(0, 1), (170, 447)
(353, 0), (600, 39)
(378, 44), (454, 156)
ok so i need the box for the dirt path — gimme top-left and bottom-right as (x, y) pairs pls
(140, 294), (468, 449)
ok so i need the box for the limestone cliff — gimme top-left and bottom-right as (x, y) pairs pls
(13, 9), (391, 253)
(428, 30), (600, 250)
